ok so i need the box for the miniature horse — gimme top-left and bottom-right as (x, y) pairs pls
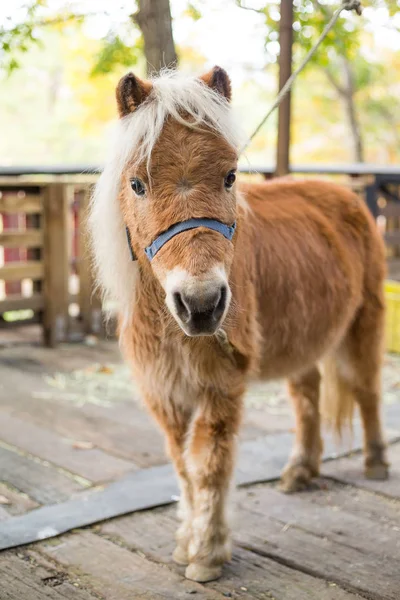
(90, 67), (388, 582)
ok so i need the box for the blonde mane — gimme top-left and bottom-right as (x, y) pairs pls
(89, 70), (241, 320)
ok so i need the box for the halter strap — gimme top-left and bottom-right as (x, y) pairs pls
(126, 218), (236, 262)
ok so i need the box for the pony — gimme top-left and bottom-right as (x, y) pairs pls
(89, 66), (389, 583)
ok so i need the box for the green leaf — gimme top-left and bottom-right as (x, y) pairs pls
(185, 2), (202, 21)
(91, 34), (139, 76)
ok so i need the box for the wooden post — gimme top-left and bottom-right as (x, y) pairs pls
(78, 186), (103, 337)
(26, 212), (42, 315)
(276, 0), (294, 177)
(43, 183), (70, 347)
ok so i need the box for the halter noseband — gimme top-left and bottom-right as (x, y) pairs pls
(126, 218), (237, 262)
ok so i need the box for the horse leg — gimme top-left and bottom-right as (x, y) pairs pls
(146, 398), (193, 565)
(184, 391), (243, 582)
(280, 366), (322, 493)
(343, 300), (389, 479)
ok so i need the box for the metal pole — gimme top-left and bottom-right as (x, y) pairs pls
(276, 0), (294, 177)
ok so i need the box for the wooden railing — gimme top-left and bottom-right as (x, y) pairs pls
(0, 178), (101, 346)
(0, 164), (399, 346)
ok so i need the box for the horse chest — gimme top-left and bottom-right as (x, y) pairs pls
(130, 334), (203, 407)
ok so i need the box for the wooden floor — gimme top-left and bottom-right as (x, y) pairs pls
(1, 326), (400, 599)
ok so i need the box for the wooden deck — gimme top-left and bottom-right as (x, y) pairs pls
(1, 328), (400, 599)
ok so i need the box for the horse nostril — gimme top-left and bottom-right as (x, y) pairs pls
(173, 291), (190, 322)
(171, 284), (229, 333)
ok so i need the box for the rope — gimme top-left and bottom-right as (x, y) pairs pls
(240, 0), (362, 155)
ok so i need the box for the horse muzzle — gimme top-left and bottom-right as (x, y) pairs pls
(165, 267), (231, 336)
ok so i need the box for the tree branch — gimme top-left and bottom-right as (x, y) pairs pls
(323, 67), (346, 96)
(0, 11), (109, 38)
(235, 1), (264, 15)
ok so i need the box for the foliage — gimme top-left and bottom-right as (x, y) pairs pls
(233, 0), (400, 160)
(0, 1), (88, 73)
(0, 1), (44, 73)
(91, 34), (141, 76)
(0, 1), (141, 76)
(236, 0), (400, 63)
(184, 2), (202, 21)
(0, 0), (399, 166)
(62, 30), (142, 131)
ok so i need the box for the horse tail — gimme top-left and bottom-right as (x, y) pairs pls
(320, 354), (355, 436)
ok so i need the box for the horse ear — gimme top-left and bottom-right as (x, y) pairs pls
(116, 72), (153, 117)
(200, 66), (231, 102)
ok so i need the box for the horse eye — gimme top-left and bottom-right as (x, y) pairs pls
(224, 170), (236, 189)
(130, 178), (146, 196)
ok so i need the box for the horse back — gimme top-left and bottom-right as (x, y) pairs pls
(234, 179), (385, 377)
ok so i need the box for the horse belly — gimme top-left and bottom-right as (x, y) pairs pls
(258, 320), (343, 380)
(257, 273), (361, 380)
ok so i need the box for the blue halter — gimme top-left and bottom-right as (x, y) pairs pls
(126, 218), (236, 261)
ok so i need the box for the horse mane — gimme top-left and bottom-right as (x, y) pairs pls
(89, 69), (241, 321)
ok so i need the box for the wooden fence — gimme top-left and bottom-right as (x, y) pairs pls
(0, 179), (101, 346)
(0, 164), (399, 346)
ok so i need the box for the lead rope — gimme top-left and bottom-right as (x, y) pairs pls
(239, 0), (362, 155)
(217, 0), (362, 357)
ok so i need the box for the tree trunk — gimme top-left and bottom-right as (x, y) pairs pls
(341, 58), (364, 163)
(325, 60), (364, 163)
(276, 0), (293, 177)
(134, 0), (177, 76)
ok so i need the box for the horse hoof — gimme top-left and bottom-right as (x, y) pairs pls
(279, 464), (315, 494)
(185, 563), (222, 582)
(365, 462), (389, 481)
(173, 545), (189, 565)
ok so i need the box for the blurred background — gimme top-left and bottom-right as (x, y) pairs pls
(0, 0), (399, 347)
(1, 0), (399, 167)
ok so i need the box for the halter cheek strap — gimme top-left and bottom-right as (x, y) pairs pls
(125, 226), (137, 261)
(126, 218), (237, 262)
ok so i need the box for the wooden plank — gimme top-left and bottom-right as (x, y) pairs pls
(0, 445), (85, 505)
(0, 340), (165, 464)
(236, 421), (400, 486)
(231, 483), (400, 600)
(296, 476), (400, 524)
(101, 505), (360, 600)
(0, 193), (42, 214)
(0, 411), (138, 483)
(0, 463), (177, 550)
(0, 261), (43, 282)
(0, 324), (42, 347)
(323, 441), (400, 498)
(0, 344), (166, 467)
(8, 396), (167, 467)
(3, 343), (398, 468)
(0, 229), (43, 248)
(3, 426), (400, 552)
(0, 551), (99, 599)
(40, 531), (230, 600)
(0, 337), (119, 372)
(26, 214), (43, 296)
(43, 184), (71, 347)
(0, 482), (39, 518)
(0, 294), (44, 313)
